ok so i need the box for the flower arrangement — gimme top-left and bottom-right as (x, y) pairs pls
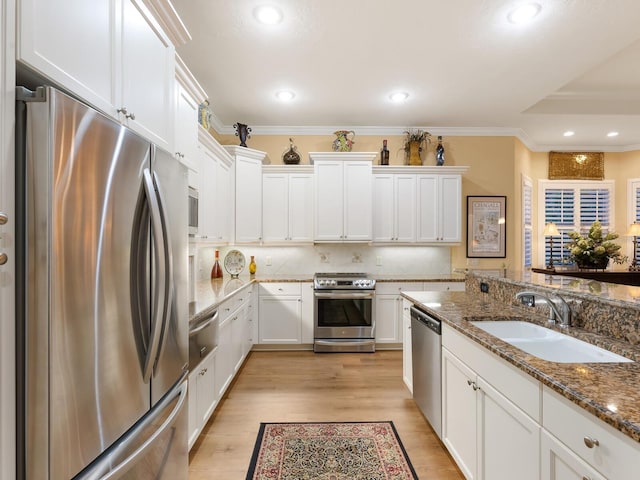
(566, 220), (626, 268)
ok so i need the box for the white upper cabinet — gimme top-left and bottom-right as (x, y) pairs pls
(174, 55), (207, 171)
(373, 170), (417, 243)
(17, 0), (188, 150)
(311, 152), (375, 242)
(262, 166), (314, 244)
(225, 146), (267, 244)
(196, 126), (233, 242)
(417, 170), (464, 243)
(17, 0), (118, 115)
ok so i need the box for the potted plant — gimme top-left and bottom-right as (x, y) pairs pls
(565, 220), (626, 269)
(404, 129), (431, 166)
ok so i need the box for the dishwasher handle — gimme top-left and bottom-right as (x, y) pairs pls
(410, 306), (441, 335)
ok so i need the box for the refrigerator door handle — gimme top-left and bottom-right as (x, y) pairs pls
(151, 171), (174, 375)
(74, 377), (188, 480)
(141, 168), (166, 383)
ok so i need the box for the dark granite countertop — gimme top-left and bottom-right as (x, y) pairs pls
(401, 289), (640, 443)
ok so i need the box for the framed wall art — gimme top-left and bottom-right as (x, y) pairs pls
(467, 196), (506, 258)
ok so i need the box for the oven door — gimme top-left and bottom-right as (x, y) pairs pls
(314, 290), (375, 340)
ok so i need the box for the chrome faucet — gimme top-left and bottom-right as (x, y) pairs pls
(515, 291), (572, 327)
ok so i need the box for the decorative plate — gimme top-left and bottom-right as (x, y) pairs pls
(224, 249), (246, 277)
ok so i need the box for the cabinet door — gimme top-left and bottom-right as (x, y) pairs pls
(372, 174), (395, 242)
(214, 319), (233, 398)
(187, 372), (199, 450)
(174, 82), (199, 170)
(402, 303), (413, 392)
(288, 174), (314, 242)
(215, 160), (231, 242)
(395, 174), (417, 242)
(314, 161), (344, 240)
(195, 352), (217, 428)
(262, 173), (288, 242)
(343, 161), (372, 241)
(121, 0), (175, 150)
(416, 175), (439, 242)
(235, 156), (263, 242)
(442, 347), (478, 480)
(477, 378), (540, 480)
(18, 0), (118, 116)
(300, 283), (314, 344)
(440, 175), (462, 242)
(258, 296), (302, 343)
(198, 145), (218, 239)
(230, 308), (245, 372)
(375, 295), (400, 343)
(541, 430), (606, 480)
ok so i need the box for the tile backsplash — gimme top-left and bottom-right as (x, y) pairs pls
(192, 243), (452, 281)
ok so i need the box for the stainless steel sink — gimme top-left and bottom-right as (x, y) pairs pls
(470, 321), (633, 363)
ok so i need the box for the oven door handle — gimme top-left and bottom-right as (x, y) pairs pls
(314, 292), (375, 300)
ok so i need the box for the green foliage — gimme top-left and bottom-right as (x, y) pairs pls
(566, 221), (627, 266)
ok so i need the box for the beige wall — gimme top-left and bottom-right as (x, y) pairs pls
(212, 129), (640, 271)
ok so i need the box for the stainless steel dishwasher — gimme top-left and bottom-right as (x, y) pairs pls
(410, 306), (442, 439)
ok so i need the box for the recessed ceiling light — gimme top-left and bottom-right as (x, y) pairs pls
(507, 3), (541, 24)
(275, 90), (295, 101)
(563, 131), (575, 137)
(389, 92), (409, 102)
(254, 5), (283, 25)
(607, 131), (619, 137)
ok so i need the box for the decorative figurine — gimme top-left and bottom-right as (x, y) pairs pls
(234, 122), (252, 147)
(436, 136), (445, 166)
(332, 130), (356, 152)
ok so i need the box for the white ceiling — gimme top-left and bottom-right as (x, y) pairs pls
(171, 0), (640, 152)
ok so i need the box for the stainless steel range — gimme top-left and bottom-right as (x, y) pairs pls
(313, 273), (376, 353)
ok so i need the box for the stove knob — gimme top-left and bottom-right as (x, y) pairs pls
(331, 280), (337, 286)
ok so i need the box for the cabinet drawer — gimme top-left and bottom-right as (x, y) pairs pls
(260, 282), (301, 296)
(424, 281), (465, 292)
(542, 386), (640, 480)
(442, 324), (540, 421)
(376, 282), (423, 295)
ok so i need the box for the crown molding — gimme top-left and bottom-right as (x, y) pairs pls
(141, 0), (191, 46)
(175, 55), (207, 104)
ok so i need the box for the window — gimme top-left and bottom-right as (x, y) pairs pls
(538, 180), (614, 267)
(522, 175), (532, 269)
(628, 179), (640, 260)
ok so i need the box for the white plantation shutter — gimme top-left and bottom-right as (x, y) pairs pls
(629, 180), (640, 260)
(522, 176), (533, 268)
(539, 181), (614, 267)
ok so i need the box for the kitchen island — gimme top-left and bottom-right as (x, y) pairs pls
(402, 270), (640, 480)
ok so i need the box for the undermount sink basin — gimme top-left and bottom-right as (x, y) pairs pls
(470, 321), (633, 364)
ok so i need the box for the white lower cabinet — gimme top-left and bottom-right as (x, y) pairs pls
(376, 282), (423, 344)
(188, 350), (216, 450)
(402, 299), (413, 392)
(259, 283), (302, 344)
(541, 430), (605, 480)
(442, 324), (541, 480)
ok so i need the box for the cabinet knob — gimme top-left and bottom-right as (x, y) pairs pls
(0, 212), (7, 225)
(582, 477), (592, 480)
(583, 436), (599, 448)
(0, 253), (7, 265)
(117, 107), (136, 120)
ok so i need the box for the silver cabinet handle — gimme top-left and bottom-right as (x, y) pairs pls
(583, 436), (599, 448)
(0, 212), (7, 224)
(0, 253), (7, 265)
(117, 107), (136, 120)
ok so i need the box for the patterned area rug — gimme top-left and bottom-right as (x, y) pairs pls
(246, 421), (418, 480)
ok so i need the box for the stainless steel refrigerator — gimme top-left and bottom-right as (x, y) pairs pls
(15, 86), (189, 480)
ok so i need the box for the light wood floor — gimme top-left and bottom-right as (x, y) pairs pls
(188, 350), (464, 480)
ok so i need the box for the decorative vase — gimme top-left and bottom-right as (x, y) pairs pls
(436, 136), (445, 166)
(332, 130), (355, 152)
(407, 140), (422, 166)
(249, 255), (256, 274)
(282, 138), (301, 164)
(234, 122), (252, 147)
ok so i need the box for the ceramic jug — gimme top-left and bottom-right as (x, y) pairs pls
(332, 130), (356, 152)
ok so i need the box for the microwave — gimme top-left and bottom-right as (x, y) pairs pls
(188, 186), (198, 235)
